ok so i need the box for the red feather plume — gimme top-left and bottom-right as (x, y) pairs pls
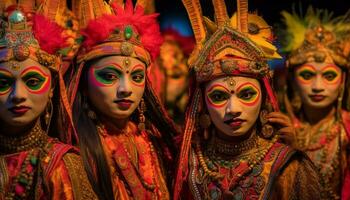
(32, 14), (67, 54)
(81, 0), (163, 60)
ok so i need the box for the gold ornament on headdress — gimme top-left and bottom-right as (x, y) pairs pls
(182, 0), (281, 83)
(279, 7), (350, 68)
(0, 0), (71, 71)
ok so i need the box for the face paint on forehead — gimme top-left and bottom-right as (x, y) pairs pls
(124, 57), (131, 73)
(20, 66), (51, 95)
(223, 77), (236, 88)
(8, 61), (21, 71)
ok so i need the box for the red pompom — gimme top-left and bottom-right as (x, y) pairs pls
(32, 14), (67, 54)
(81, 0), (163, 60)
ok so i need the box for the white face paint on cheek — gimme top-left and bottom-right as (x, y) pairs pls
(87, 56), (146, 120)
(205, 76), (262, 137)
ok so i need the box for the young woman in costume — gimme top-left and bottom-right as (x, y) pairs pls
(278, 8), (350, 199)
(69, 0), (177, 199)
(0, 1), (97, 199)
(173, 0), (322, 199)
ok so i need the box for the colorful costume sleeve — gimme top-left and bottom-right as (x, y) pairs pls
(271, 156), (322, 200)
(47, 153), (98, 200)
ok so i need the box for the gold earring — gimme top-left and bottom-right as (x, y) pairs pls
(259, 109), (274, 139)
(199, 113), (211, 140)
(83, 102), (97, 120)
(138, 98), (146, 131)
(45, 99), (53, 132)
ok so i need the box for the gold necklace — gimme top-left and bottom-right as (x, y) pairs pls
(0, 122), (47, 154)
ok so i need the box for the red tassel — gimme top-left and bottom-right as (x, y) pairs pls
(262, 77), (279, 112)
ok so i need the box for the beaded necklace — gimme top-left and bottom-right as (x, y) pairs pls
(0, 122), (49, 199)
(195, 134), (277, 191)
(0, 122), (48, 154)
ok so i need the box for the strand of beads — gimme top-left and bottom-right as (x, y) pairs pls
(5, 149), (40, 200)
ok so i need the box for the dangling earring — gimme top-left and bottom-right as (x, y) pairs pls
(199, 113), (211, 140)
(138, 98), (146, 131)
(259, 109), (274, 139)
(83, 102), (97, 120)
(291, 92), (302, 113)
(45, 98), (53, 133)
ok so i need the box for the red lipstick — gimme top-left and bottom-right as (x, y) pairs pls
(114, 99), (134, 110)
(8, 106), (30, 116)
(309, 95), (326, 102)
(224, 118), (246, 129)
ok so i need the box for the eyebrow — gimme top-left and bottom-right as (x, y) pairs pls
(297, 65), (317, 72)
(20, 66), (49, 77)
(236, 82), (259, 92)
(207, 84), (230, 93)
(0, 68), (14, 77)
(93, 63), (123, 71)
(321, 65), (341, 73)
(131, 64), (145, 72)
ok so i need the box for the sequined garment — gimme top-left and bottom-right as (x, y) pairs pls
(187, 136), (321, 200)
(0, 131), (97, 200)
(98, 121), (169, 200)
(294, 112), (349, 199)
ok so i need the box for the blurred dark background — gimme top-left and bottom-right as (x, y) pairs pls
(155, 0), (349, 36)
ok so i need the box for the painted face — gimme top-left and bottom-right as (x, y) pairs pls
(294, 62), (342, 109)
(0, 59), (52, 127)
(205, 76), (262, 137)
(87, 56), (146, 120)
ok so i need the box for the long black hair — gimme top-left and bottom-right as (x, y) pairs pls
(72, 59), (178, 200)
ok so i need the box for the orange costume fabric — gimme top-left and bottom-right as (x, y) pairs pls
(0, 138), (97, 200)
(98, 121), (169, 199)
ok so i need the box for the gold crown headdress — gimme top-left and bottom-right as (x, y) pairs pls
(183, 0), (281, 83)
(174, 1), (281, 199)
(0, 0), (76, 71)
(279, 7), (350, 68)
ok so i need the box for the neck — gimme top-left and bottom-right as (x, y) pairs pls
(100, 115), (130, 133)
(302, 104), (335, 125)
(0, 120), (37, 137)
(216, 126), (255, 144)
(0, 120), (47, 154)
(208, 128), (258, 157)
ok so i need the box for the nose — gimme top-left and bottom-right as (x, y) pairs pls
(10, 81), (27, 104)
(225, 96), (242, 117)
(117, 76), (132, 98)
(311, 75), (325, 93)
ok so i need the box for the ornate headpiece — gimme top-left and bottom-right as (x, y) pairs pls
(0, 0), (78, 143)
(0, 0), (77, 71)
(174, 0), (281, 198)
(74, 0), (162, 66)
(279, 7), (350, 68)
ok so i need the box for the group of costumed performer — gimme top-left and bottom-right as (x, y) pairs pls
(0, 0), (97, 199)
(277, 7), (350, 199)
(173, 0), (322, 199)
(67, 0), (178, 199)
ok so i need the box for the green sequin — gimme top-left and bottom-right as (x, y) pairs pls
(124, 26), (133, 40)
(30, 156), (38, 165)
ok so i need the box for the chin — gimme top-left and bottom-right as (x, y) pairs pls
(306, 101), (334, 109)
(3, 117), (36, 127)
